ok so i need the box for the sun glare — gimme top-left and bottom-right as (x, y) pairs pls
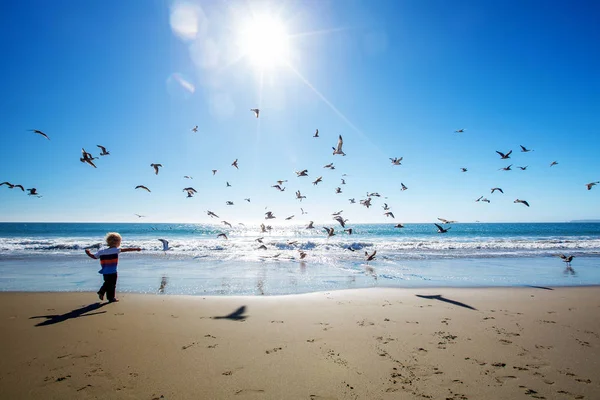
(240, 14), (290, 69)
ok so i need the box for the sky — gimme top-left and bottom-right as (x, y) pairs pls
(0, 0), (599, 224)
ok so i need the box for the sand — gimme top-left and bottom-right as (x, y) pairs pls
(1, 287), (599, 399)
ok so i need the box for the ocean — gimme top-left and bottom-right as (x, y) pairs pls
(0, 222), (599, 295)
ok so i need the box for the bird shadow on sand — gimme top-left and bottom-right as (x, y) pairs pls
(30, 302), (108, 327)
(524, 285), (554, 290)
(416, 294), (477, 311)
(212, 305), (248, 321)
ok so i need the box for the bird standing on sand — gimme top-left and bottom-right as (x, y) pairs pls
(135, 185), (151, 192)
(586, 181), (600, 190)
(496, 150), (512, 159)
(332, 135), (345, 156)
(514, 199), (530, 207)
(434, 223), (451, 233)
(97, 145), (110, 156)
(30, 129), (50, 140)
(250, 108), (260, 118)
(151, 164), (162, 175)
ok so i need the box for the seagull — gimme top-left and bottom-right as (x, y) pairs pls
(212, 170), (217, 175)
(384, 211), (395, 218)
(499, 165), (512, 171)
(557, 254), (574, 267)
(349, 198), (356, 204)
(332, 210), (343, 216)
(491, 187), (504, 194)
(285, 215), (295, 220)
(232, 159), (239, 169)
(520, 145), (533, 152)
(517, 166), (528, 170)
(158, 239), (170, 252)
(258, 244), (267, 250)
(301, 208), (307, 214)
(332, 135), (345, 156)
(30, 129), (50, 140)
(250, 108), (260, 118)
(313, 129), (319, 137)
(26, 188), (39, 196)
(184, 176), (193, 179)
(298, 250), (307, 259)
(394, 223), (404, 228)
(323, 227), (335, 237)
(244, 198), (251, 202)
(135, 185), (151, 192)
(183, 187), (197, 197)
(324, 163), (334, 169)
(272, 184), (285, 192)
(341, 178), (346, 185)
(496, 150), (512, 159)
(97, 145), (110, 156)
(333, 216), (347, 228)
(476, 196), (483, 202)
(382, 203), (390, 211)
(481, 198), (491, 203)
(434, 223), (451, 233)
(135, 214), (146, 218)
(360, 198), (372, 208)
(454, 129), (465, 133)
(460, 168), (468, 173)
(217, 233), (228, 240)
(390, 157), (403, 165)
(275, 180), (288, 185)
(367, 192), (381, 197)
(265, 211), (276, 219)
(226, 201), (234, 205)
(586, 181), (600, 190)
(312, 176), (323, 185)
(207, 210), (219, 218)
(159, 276), (168, 293)
(260, 223), (267, 233)
(222, 221), (232, 228)
(306, 221), (314, 229)
(344, 228), (353, 235)
(296, 170), (309, 177)
(335, 187), (342, 194)
(12, 184), (25, 191)
(296, 190), (306, 201)
(365, 250), (377, 262)
(514, 199), (530, 207)
(550, 161), (558, 167)
(226, 182), (231, 187)
(80, 148), (97, 168)
(437, 218), (457, 224)
(151, 163), (162, 175)
(0, 182), (14, 188)
(400, 183), (408, 191)
(191, 125), (198, 133)
(255, 237), (264, 243)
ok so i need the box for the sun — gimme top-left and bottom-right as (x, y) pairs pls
(240, 14), (290, 69)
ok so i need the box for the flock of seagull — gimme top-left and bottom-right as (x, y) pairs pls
(5, 114), (598, 268)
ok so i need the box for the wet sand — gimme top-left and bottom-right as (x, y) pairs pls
(1, 287), (599, 399)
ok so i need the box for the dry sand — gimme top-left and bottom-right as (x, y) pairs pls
(1, 287), (599, 399)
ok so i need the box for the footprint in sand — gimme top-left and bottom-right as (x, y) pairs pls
(265, 347), (282, 354)
(270, 320), (284, 324)
(182, 342), (196, 350)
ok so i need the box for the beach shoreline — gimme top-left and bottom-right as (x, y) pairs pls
(1, 287), (600, 399)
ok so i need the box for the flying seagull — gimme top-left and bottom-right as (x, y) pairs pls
(333, 215), (347, 228)
(226, 201), (234, 205)
(191, 126), (198, 133)
(272, 184), (285, 192)
(250, 108), (260, 118)
(332, 135), (345, 156)
(349, 198), (356, 204)
(437, 218), (457, 224)
(265, 211), (276, 219)
(285, 215), (295, 220)
(550, 161), (558, 167)
(80, 148), (97, 168)
(461, 168), (468, 172)
(151, 163), (162, 175)
(183, 187), (197, 197)
(135, 214), (146, 218)
(27, 188), (39, 196)
(401, 183), (408, 191)
(390, 157), (402, 165)
(491, 187), (504, 194)
(158, 239), (170, 252)
(496, 150), (512, 159)
(384, 211), (395, 219)
(184, 176), (193, 179)
(335, 187), (342, 194)
(306, 221), (314, 229)
(222, 221), (232, 228)
(232, 159), (239, 169)
(365, 250), (377, 262)
(517, 166), (528, 170)
(244, 198), (251, 202)
(30, 129), (50, 140)
(514, 199), (530, 207)
(207, 210), (219, 218)
(296, 190), (306, 201)
(296, 169), (308, 177)
(557, 254), (574, 267)
(323, 227), (335, 238)
(135, 185), (151, 192)
(344, 228), (353, 235)
(454, 129), (465, 133)
(212, 169), (217, 175)
(312, 176), (323, 185)
(97, 145), (110, 156)
(499, 165), (512, 171)
(323, 163), (334, 169)
(217, 233), (228, 240)
(313, 129), (319, 137)
(434, 223), (451, 233)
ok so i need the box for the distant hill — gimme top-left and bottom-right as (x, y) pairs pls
(569, 219), (600, 223)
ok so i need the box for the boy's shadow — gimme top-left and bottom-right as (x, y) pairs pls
(30, 303), (108, 327)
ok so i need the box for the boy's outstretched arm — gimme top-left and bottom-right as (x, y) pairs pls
(121, 247), (142, 252)
(85, 249), (98, 259)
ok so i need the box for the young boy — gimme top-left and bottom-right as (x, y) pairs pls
(85, 232), (141, 302)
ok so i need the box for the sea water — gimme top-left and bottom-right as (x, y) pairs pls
(0, 222), (599, 295)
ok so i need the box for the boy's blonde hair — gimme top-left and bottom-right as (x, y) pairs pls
(105, 232), (122, 247)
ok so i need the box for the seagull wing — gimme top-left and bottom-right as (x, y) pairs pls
(158, 239), (169, 251)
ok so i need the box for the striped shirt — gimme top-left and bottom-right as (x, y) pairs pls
(94, 247), (121, 274)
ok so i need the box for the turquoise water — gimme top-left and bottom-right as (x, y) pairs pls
(0, 222), (599, 295)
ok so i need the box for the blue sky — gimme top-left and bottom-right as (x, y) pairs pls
(1, 0), (598, 224)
